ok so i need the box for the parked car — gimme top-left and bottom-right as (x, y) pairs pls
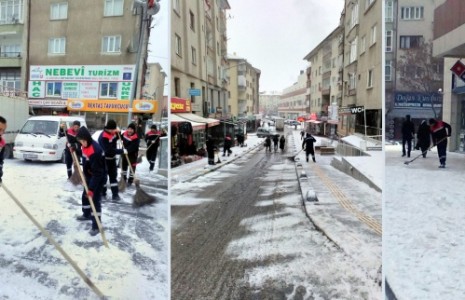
(289, 120), (300, 126)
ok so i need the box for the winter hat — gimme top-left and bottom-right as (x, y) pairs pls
(151, 124), (157, 130)
(73, 120), (81, 126)
(76, 126), (93, 145)
(105, 119), (117, 130)
(127, 123), (137, 131)
(428, 118), (436, 125)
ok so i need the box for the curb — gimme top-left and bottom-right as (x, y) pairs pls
(181, 141), (264, 183)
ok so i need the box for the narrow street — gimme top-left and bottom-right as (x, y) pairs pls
(171, 130), (380, 299)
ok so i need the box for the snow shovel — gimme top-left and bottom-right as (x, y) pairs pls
(61, 122), (82, 186)
(71, 150), (109, 248)
(1, 183), (106, 299)
(404, 136), (448, 165)
(117, 132), (156, 207)
(288, 148), (304, 162)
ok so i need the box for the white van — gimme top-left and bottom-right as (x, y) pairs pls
(13, 115), (86, 162)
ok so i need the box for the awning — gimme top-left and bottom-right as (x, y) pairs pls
(309, 120), (322, 124)
(327, 119), (339, 124)
(171, 113), (206, 130)
(176, 113), (220, 127)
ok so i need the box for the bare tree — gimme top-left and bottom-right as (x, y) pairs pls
(397, 40), (444, 118)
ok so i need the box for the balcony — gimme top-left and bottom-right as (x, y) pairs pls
(322, 87), (331, 96)
(0, 52), (21, 67)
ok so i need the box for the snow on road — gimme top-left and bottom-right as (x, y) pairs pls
(0, 158), (168, 299)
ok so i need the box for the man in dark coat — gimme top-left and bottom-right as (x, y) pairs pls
(59, 120), (82, 179)
(98, 119), (125, 201)
(0, 116), (7, 185)
(76, 126), (107, 236)
(302, 133), (317, 162)
(122, 123), (140, 186)
(272, 134), (279, 152)
(429, 118), (452, 168)
(145, 124), (161, 171)
(415, 120), (431, 158)
(206, 135), (216, 165)
(264, 135), (272, 152)
(279, 135), (286, 152)
(223, 135), (232, 156)
(401, 114), (415, 158)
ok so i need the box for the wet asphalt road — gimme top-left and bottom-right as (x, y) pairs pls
(171, 132), (380, 300)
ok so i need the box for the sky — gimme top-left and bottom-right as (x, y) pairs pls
(227, 0), (345, 93)
(148, 1), (170, 89)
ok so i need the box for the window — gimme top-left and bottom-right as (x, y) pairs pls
(367, 69), (374, 88)
(50, 2), (67, 20)
(386, 30), (392, 52)
(173, 0), (180, 13)
(350, 2), (359, 28)
(217, 42), (219, 56)
(174, 77), (180, 97)
(191, 46), (197, 65)
(385, 61), (392, 81)
(366, 0), (375, 7)
(175, 34), (182, 56)
(349, 73), (356, 90)
(102, 36), (121, 53)
(46, 82), (62, 97)
(401, 6), (424, 20)
(370, 25), (377, 46)
(360, 36), (366, 54)
(104, 0), (123, 17)
(48, 38), (66, 54)
(349, 37), (357, 63)
(100, 82), (117, 98)
(385, 0), (393, 22)
(0, 0), (22, 24)
(189, 11), (195, 31)
(400, 36), (422, 49)
(1, 44), (20, 57)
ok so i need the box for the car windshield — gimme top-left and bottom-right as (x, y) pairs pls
(20, 120), (58, 136)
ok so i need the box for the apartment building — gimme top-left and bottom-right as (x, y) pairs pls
(259, 91), (281, 117)
(0, 0), (28, 96)
(339, 0), (382, 137)
(171, 0), (230, 118)
(303, 26), (344, 136)
(144, 62), (167, 121)
(433, 0), (465, 151)
(226, 54), (260, 119)
(386, 0), (443, 140)
(278, 70), (307, 121)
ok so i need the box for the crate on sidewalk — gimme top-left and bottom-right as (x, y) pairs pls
(319, 146), (335, 155)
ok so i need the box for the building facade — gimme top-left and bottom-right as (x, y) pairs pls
(386, 0), (443, 140)
(171, 0), (230, 118)
(278, 70), (307, 120)
(259, 91), (281, 117)
(433, 0), (465, 152)
(226, 54), (260, 119)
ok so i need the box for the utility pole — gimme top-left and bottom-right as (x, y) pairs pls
(128, 0), (160, 125)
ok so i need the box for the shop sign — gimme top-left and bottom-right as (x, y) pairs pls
(28, 81), (45, 98)
(171, 97), (191, 113)
(30, 65), (135, 81)
(67, 99), (158, 113)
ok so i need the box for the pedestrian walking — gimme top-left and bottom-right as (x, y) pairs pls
(401, 114), (415, 158)
(59, 120), (82, 179)
(302, 133), (317, 162)
(264, 135), (272, 152)
(145, 125), (161, 171)
(428, 118), (452, 168)
(237, 132), (245, 147)
(279, 135), (286, 152)
(223, 135), (232, 156)
(121, 123), (140, 186)
(415, 120), (431, 158)
(206, 135), (216, 165)
(98, 119), (126, 201)
(0, 116), (7, 185)
(76, 126), (107, 236)
(300, 130), (305, 140)
(272, 134), (279, 152)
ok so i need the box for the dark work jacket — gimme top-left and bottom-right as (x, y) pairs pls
(430, 120), (452, 144)
(82, 141), (106, 192)
(0, 135), (4, 182)
(402, 120), (415, 140)
(59, 127), (80, 150)
(302, 136), (316, 151)
(122, 131), (140, 155)
(98, 130), (123, 158)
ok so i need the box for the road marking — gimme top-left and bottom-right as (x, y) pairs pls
(310, 164), (382, 236)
